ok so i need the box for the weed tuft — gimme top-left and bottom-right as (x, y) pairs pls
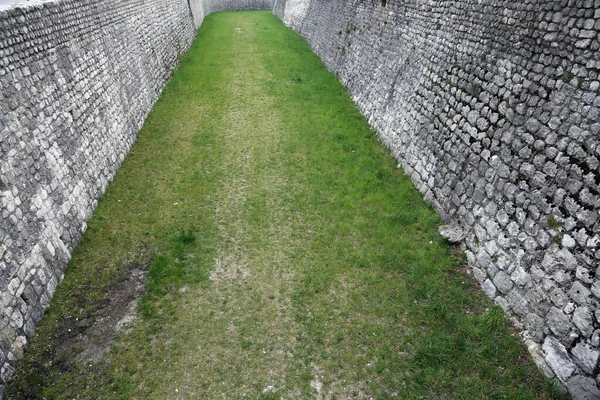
(547, 215), (562, 229)
(480, 306), (506, 333)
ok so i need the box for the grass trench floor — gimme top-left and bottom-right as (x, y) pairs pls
(8, 11), (566, 400)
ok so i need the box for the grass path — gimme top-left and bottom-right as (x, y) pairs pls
(7, 11), (565, 399)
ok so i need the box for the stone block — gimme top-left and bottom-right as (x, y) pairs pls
(482, 279), (497, 298)
(493, 271), (514, 294)
(573, 306), (594, 337)
(542, 336), (577, 381)
(546, 306), (572, 337)
(511, 266), (531, 286)
(572, 342), (600, 374)
(566, 375), (600, 400)
(570, 281), (593, 306)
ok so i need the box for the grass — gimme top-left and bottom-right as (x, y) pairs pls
(6, 11), (567, 399)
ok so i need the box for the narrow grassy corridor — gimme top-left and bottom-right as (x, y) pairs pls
(8, 11), (564, 399)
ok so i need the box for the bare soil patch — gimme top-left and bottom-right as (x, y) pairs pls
(53, 262), (149, 364)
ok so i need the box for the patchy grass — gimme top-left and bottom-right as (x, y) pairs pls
(7, 11), (566, 400)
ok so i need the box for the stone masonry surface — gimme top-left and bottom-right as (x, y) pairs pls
(273, 0), (600, 398)
(0, 0), (271, 394)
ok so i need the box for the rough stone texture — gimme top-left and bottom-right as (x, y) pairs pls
(543, 336), (577, 381)
(438, 224), (465, 243)
(273, 0), (600, 396)
(567, 375), (600, 400)
(572, 341), (599, 375)
(204, 0), (272, 14)
(0, 0), (271, 392)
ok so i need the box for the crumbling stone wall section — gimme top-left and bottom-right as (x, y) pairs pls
(0, 0), (271, 393)
(274, 0), (600, 397)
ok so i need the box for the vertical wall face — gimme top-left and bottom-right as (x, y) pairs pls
(204, 0), (273, 14)
(190, 0), (273, 28)
(0, 0), (271, 391)
(274, 0), (600, 396)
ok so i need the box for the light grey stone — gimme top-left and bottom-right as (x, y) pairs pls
(438, 224), (464, 243)
(570, 282), (593, 306)
(572, 342), (600, 374)
(493, 271), (514, 294)
(566, 375), (600, 400)
(564, 301), (576, 314)
(590, 281), (600, 298)
(550, 288), (570, 307)
(542, 336), (577, 381)
(554, 270), (572, 286)
(482, 279), (497, 298)
(511, 266), (531, 286)
(494, 296), (510, 312)
(506, 289), (528, 316)
(541, 247), (578, 272)
(563, 234), (577, 248)
(525, 313), (545, 342)
(576, 266), (595, 285)
(547, 307), (572, 337)
(525, 118), (540, 133)
(573, 306), (594, 337)
(471, 265), (486, 284)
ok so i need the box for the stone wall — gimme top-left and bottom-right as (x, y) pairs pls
(204, 0), (273, 14)
(274, 0), (600, 397)
(0, 0), (270, 392)
(193, 0), (273, 27)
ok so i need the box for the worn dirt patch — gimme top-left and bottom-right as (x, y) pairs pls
(54, 262), (149, 364)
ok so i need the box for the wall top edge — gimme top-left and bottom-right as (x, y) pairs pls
(0, 0), (56, 14)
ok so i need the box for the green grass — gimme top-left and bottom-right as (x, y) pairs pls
(6, 11), (567, 399)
